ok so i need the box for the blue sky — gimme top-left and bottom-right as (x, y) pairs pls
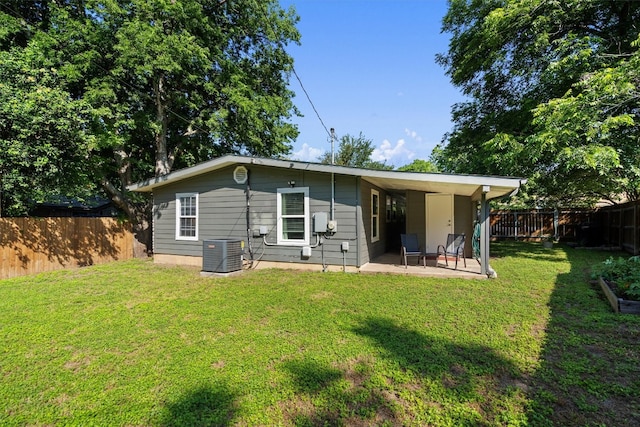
(279, 0), (465, 168)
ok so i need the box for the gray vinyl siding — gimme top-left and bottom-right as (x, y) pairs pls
(405, 190), (426, 249)
(454, 195), (473, 257)
(153, 165), (362, 267)
(153, 166), (248, 256)
(358, 179), (387, 263)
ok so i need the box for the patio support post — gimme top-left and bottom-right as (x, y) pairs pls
(480, 187), (496, 278)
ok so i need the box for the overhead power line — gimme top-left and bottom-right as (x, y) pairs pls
(2, 1), (331, 141)
(250, 0), (332, 139)
(292, 68), (332, 138)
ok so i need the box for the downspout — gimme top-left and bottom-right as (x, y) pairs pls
(356, 176), (361, 268)
(480, 187), (497, 278)
(245, 169), (254, 265)
(331, 173), (335, 221)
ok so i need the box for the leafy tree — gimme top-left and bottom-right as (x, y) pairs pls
(318, 132), (392, 170)
(528, 38), (640, 205)
(435, 0), (640, 207)
(0, 1), (300, 243)
(0, 46), (95, 216)
(397, 159), (438, 173)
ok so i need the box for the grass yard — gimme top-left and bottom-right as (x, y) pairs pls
(1, 242), (639, 426)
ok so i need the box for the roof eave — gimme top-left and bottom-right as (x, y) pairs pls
(127, 155), (525, 198)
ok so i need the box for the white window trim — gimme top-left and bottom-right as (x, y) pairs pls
(277, 187), (310, 246)
(175, 192), (199, 241)
(371, 189), (380, 243)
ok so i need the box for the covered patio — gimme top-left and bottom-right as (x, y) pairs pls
(363, 170), (525, 278)
(359, 252), (484, 279)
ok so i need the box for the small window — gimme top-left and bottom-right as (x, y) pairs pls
(277, 187), (309, 245)
(371, 189), (380, 242)
(176, 192), (198, 241)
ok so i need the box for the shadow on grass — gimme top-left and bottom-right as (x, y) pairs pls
(284, 359), (343, 395)
(280, 317), (524, 425)
(354, 317), (519, 389)
(281, 357), (397, 426)
(524, 244), (640, 426)
(158, 384), (237, 427)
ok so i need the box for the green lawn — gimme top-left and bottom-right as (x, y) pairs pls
(1, 242), (639, 426)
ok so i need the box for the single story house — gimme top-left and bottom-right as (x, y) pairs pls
(128, 155), (525, 276)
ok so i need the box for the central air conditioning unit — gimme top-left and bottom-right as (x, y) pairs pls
(202, 239), (243, 273)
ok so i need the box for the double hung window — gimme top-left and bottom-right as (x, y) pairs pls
(277, 187), (309, 245)
(176, 192), (198, 240)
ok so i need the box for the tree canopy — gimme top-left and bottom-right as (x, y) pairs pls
(0, 46), (94, 215)
(397, 159), (439, 173)
(0, 0), (300, 227)
(318, 132), (392, 170)
(435, 0), (640, 207)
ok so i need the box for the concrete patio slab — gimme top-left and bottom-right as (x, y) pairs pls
(359, 252), (485, 279)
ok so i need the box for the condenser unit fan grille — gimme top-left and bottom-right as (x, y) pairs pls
(202, 239), (243, 273)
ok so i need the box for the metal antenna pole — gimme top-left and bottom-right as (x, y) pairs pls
(330, 128), (335, 165)
(330, 128), (336, 221)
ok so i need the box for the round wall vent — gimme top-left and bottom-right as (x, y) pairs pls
(233, 165), (248, 184)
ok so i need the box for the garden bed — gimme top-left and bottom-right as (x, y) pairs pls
(598, 276), (640, 314)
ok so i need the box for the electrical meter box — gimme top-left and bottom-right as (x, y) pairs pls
(313, 212), (328, 233)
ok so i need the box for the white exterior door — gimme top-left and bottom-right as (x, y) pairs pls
(425, 193), (453, 253)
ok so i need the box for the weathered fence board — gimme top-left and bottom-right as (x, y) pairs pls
(0, 218), (135, 280)
(490, 209), (596, 241)
(491, 201), (640, 255)
(598, 201), (640, 255)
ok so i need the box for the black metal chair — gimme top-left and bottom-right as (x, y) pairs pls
(437, 233), (466, 269)
(400, 233), (425, 268)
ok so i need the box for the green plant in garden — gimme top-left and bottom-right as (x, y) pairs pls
(591, 256), (640, 300)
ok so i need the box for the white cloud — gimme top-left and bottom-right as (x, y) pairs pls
(404, 128), (423, 142)
(291, 143), (324, 162)
(372, 139), (416, 165)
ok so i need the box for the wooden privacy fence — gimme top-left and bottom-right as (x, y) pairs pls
(0, 217), (135, 280)
(490, 209), (597, 241)
(598, 201), (640, 255)
(491, 201), (640, 255)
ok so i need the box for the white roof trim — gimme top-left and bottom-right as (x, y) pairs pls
(127, 155), (526, 200)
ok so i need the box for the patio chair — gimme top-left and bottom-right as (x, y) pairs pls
(400, 233), (425, 268)
(437, 233), (466, 269)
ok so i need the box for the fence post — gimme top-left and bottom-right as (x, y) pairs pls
(636, 202), (639, 255)
(620, 208), (624, 250)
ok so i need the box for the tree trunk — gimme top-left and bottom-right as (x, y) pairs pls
(154, 74), (171, 177)
(102, 177), (151, 257)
